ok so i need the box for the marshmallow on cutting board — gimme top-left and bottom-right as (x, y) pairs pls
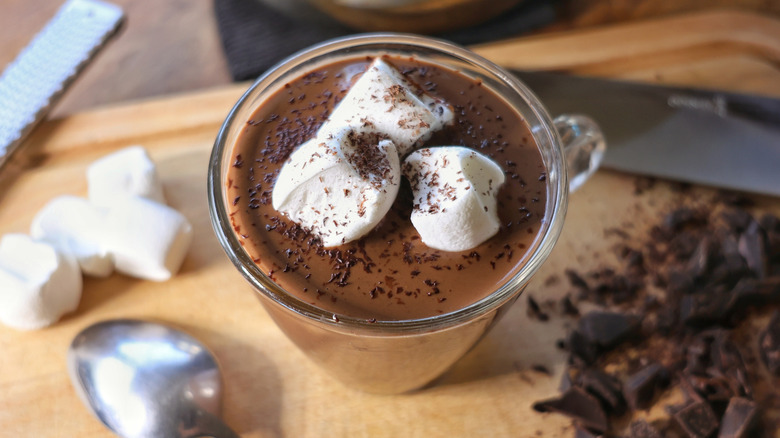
(403, 147), (505, 252)
(273, 126), (401, 247)
(0, 234), (82, 330)
(87, 146), (166, 208)
(30, 195), (114, 277)
(102, 196), (192, 281)
(324, 57), (454, 157)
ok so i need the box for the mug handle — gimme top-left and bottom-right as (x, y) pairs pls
(554, 114), (606, 193)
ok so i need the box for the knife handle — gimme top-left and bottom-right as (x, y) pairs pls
(554, 114), (605, 192)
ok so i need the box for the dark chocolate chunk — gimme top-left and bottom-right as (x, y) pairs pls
(708, 236), (749, 287)
(759, 213), (780, 262)
(628, 419), (662, 438)
(622, 247), (647, 280)
(727, 277), (780, 315)
(683, 329), (752, 402)
(574, 426), (602, 438)
(759, 212), (779, 233)
(663, 207), (706, 233)
(559, 367), (574, 393)
(674, 400), (719, 438)
(527, 295), (549, 321)
(679, 288), (731, 326)
(667, 268), (696, 295)
(686, 237), (715, 280)
(560, 294), (580, 317)
(759, 310), (780, 376)
(532, 364), (552, 375)
(684, 330), (718, 376)
(654, 303), (679, 336)
(684, 374), (735, 405)
(623, 363), (668, 411)
(568, 330), (599, 365)
(738, 221), (767, 279)
(577, 311), (641, 350)
(579, 368), (626, 415)
(706, 330), (742, 373)
(669, 231), (701, 260)
(718, 397), (758, 438)
(532, 386), (609, 433)
(720, 209), (753, 233)
(566, 269), (590, 289)
(716, 192), (754, 207)
(592, 273), (641, 305)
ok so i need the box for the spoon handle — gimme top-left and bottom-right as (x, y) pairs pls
(185, 410), (241, 438)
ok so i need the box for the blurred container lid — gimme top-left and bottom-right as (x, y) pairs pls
(258, 0), (526, 33)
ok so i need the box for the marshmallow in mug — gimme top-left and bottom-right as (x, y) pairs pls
(0, 234), (82, 330)
(273, 126), (401, 247)
(273, 57), (453, 246)
(322, 57), (454, 157)
(30, 195), (114, 277)
(403, 147), (505, 252)
(87, 145), (166, 208)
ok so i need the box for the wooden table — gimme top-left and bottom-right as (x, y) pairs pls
(1, 0), (778, 117)
(2, 3), (780, 437)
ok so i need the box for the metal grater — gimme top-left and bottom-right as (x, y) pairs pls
(0, 0), (124, 168)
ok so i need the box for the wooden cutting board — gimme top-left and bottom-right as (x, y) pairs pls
(1, 10), (779, 437)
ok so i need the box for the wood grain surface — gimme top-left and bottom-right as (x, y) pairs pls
(1, 10), (779, 438)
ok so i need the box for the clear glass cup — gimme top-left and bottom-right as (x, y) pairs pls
(208, 34), (604, 394)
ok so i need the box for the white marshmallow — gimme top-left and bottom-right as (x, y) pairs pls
(403, 147), (505, 252)
(0, 234), (82, 330)
(87, 146), (166, 208)
(102, 196), (192, 281)
(30, 195), (114, 277)
(273, 126), (401, 247)
(324, 57), (453, 157)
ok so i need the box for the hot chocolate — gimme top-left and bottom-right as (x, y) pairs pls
(224, 55), (548, 321)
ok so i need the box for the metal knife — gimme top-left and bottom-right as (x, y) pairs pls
(512, 70), (780, 197)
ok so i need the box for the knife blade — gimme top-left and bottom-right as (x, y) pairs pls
(512, 70), (780, 197)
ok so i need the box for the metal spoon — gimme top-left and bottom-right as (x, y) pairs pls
(67, 319), (239, 438)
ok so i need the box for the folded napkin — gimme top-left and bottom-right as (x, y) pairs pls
(214, 0), (558, 81)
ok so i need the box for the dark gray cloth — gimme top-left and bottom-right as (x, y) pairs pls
(214, 0), (558, 81)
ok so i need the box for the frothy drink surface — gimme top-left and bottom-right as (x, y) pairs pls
(226, 56), (548, 320)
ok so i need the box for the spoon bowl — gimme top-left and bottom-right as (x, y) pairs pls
(67, 319), (239, 438)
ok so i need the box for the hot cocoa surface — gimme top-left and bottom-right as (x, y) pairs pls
(225, 55), (547, 320)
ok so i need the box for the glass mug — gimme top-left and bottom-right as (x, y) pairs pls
(208, 34), (604, 394)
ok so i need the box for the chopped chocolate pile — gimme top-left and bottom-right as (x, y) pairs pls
(531, 194), (780, 437)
